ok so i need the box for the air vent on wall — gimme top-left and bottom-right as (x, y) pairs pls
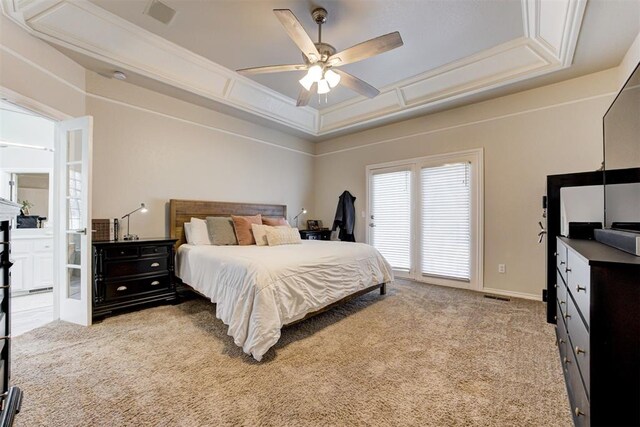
(144, 0), (176, 25)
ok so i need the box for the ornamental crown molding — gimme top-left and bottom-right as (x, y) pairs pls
(1, 0), (586, 137)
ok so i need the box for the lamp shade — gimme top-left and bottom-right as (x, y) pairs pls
(325, 69), (341, 88)
(299, 73), (314, 91)
(307, 64), (323, 82)
(317, 79), (330, 94)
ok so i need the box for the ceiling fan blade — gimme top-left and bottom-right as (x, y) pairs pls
(237, 64), (307, 75)
(328, 31), (403, 67)
(273, 9), (321, 62)
(333, 69), (380, 98)
(296, 83), (316, 107)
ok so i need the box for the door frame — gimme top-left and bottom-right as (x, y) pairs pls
(1, 86), (72, 321)
(366, 148), (484, 291)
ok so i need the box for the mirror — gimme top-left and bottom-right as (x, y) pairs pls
(603, 62), (640, 231)
(7, 172), (50, 228)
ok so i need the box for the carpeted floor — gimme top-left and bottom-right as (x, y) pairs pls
(12, 279), (571, 426)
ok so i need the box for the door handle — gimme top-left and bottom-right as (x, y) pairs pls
(69, 228), (87, 235)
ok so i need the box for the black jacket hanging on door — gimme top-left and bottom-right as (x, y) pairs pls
(332, 191), (356, 242)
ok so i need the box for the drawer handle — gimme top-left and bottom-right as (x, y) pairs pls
(120, 251), (125, 255)
(150, 262), (160, 268)
(116, 286), (127, 292)
(151, 281), (160, 286)
(564, 313), (571, 320)
(558, 338), (565, 344)
(576, 285), (586, 293)
(559, 300), (565, 305)
(575, 346), (585, 355)
(554, 252), (558, 256)
(554, 283), (558, 289)
(560, 261), (566, 265)
(574, 407), (584, 417)
(563, 356), (571, 364)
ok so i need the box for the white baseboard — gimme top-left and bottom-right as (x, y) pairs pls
(482, 287), (542, 301)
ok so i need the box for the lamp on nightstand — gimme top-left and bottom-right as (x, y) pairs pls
(122, 202), (148, 240)
(292, 208), (307, 228)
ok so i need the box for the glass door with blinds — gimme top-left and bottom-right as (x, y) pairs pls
(366, 149), (483, 290)
(368, 167), (412, 274)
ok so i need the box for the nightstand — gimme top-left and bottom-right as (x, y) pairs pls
(299, 229), (332, 240)
(92, 238), (178, 319)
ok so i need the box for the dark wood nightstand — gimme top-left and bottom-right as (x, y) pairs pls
(92, 238), (178, 319)
(299, 229), (332, 240)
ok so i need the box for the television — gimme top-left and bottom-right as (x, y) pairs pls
(603, 61), (640, 233)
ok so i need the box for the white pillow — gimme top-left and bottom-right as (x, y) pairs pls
(266, 227), (302, 246)
(189, 217), (211, 245)
(184, 222), (193, 244)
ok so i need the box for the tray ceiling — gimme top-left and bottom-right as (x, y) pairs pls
(2, 0), (639, 139)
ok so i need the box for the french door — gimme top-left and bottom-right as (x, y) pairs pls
(367, 149), (483, 290)
(56, 116), (93, 326)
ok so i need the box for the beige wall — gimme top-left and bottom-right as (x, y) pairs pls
(86, 72), (315, 238)
(0, 14), (85, 117)
(314, 68), (622, 298)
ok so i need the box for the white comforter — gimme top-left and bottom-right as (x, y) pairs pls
(176, 240), (393, 361)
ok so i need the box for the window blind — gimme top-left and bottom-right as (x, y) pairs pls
(420, 162), (471, 281)
(371, 169), (411, 271)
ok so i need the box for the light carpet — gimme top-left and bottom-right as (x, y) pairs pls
(12, 279), (571, 426)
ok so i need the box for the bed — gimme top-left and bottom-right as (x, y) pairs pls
(170, 199), (394, 361)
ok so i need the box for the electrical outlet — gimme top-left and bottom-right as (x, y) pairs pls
(498, 264), (506, 274)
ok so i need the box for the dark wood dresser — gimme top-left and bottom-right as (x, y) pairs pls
(299, 229), (332, 240)
(92, 238), (178, 319)
(0, 199), (22, 426)
(555, 237), (640, 426)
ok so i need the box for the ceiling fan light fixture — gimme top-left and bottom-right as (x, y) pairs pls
(317, 79), (330, 94)
(325, 69), (341, 88)
(299, 73), (315, 91)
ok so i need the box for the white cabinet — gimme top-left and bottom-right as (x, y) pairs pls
(10, 232), (53, 294)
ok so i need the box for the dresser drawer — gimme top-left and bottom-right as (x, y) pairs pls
(104, 275), (171, 300)
(103, 257), (168, 278)
(105, 246), (139, 259)
(567, 295), (590, 396)
(567, 250), (590, 326)
(564, 345), (591, 427)
(141, 245), (168, 257)
(556, 270), (568, 318)
(557, 239), (568, 283)
(556, 301), (569, 366)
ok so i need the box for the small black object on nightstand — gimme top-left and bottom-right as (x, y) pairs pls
(92, 238), (178, 319)
(299, 229), (332, 240)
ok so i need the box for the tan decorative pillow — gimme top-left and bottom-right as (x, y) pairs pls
(262, 217), (290, 227)
(231, 214), (262, 245)
(265, 227), (302, 246)
(206, 217), (238, 245)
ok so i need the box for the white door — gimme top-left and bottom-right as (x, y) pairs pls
(56, 116), (93, 326)
(368, 166), (413, 275)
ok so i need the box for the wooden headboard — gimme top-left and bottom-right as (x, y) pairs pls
(169, 199), (287, 247)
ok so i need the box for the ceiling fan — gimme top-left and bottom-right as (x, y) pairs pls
(237, 8), (403, 107)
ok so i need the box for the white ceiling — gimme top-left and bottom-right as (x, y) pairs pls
(89, 0), (525, 109)
(3, 0), (639, 139)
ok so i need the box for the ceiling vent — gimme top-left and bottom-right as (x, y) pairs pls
(144, 0), (176, 25)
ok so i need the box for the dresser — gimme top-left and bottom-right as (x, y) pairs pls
(299, 229), (332, 240)
(0, 199), (22, 426)
(92, 238), (178, 319)
(555, 237), (640, 426)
